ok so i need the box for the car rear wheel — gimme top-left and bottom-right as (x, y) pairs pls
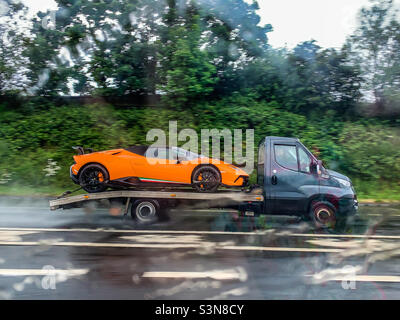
(79, 164), (109, 193)
(192, 166), (221, 193)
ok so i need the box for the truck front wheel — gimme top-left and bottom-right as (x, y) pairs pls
(310, 201), (337, 229)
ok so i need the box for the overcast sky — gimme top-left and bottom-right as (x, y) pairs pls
(20, 0), (399, 49)
(257, 0), (373, 48)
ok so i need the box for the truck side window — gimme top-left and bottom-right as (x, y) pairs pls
(298, 147), (312, 173)
(274, 144), (298, 171)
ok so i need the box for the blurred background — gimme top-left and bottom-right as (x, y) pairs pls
(0, 0), (399, 201)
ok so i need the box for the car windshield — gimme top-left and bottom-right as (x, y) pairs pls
(171, 147), (203, 160)
(4, 0), (398, 303)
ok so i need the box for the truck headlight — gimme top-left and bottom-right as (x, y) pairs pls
(333, 177), (351, 188)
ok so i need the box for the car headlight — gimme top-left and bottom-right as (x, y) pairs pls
(333, 177), (351, 188)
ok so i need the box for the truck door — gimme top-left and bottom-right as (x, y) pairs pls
(270, 141), (317, 215)
(257, 141), (265, 187)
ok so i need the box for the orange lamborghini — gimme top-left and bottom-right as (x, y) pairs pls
(70, 146), (249, 193)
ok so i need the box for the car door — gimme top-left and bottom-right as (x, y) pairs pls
(270, 141), (318, 215)
(140, 147), (191, 184)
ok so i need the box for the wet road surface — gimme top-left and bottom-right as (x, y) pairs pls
(0, 197), (399, 300)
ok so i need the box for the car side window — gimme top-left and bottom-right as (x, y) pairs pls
(171, 147), (187, 160)
(274, 144), (298, 171)
(145, 147), (158, 158)
(298, 146), (312, 173)
(156, 148), (170, 159)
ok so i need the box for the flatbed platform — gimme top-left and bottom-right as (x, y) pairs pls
(49, 190), (264, 210)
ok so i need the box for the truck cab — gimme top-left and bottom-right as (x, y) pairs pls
(257, 137), (358, 226)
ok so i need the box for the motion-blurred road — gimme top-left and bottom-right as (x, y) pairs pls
(0, 197), (399, 300)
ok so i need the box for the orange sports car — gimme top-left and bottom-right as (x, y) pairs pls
(70, 146), (249, 193)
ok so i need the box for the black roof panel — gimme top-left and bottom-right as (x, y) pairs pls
(125, 146), (149, 156)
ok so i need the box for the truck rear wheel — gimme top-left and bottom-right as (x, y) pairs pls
(310, 202), (337, 230)
(131, 199), (160, 224)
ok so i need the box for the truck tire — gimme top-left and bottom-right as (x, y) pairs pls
(131, 199), (160, 224)
(310, 201), (337, 230)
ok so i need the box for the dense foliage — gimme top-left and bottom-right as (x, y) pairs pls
(0, 0), (399, 199)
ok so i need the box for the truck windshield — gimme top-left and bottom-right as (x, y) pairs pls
(299, 143), (326, 170)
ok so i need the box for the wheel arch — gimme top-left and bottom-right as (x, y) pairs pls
(78, 162), (110, 180)
(190, 163), (222, 182)
(306, 194), (338, 215)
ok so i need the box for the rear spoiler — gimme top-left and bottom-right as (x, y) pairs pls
(72, 146), (94, 155)
(232, 161), (247, 168)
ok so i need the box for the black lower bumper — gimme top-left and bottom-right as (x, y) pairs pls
(338, 196), (359, 216)
(234, 175), (249, 187)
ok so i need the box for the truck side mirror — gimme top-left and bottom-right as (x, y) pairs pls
(316, 160), (323, 175)
(310, 162), (317, 174)
(310, 160), (323, 175)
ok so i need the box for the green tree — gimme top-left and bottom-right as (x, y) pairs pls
(200, 0), (272, 95)
(0, 1), (30, 94)
(158, 0), (217, 109)
(23, 0), (272, 99)
(346, 0), (400, 115)
(24, 0), (164, 96)
(251, 41), (362, 116)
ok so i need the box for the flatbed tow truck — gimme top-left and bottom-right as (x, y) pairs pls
(49, 189), (263, 223)
(49, 137), (358, 227)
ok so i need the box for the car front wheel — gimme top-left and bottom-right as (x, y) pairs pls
(192, 165), (221, 192)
